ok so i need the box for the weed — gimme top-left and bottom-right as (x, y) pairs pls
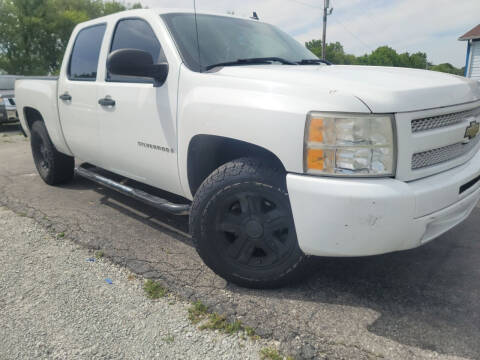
(260, 347), (293, 360)
(143, 279), (167, 299)
(127, 274), (136, 281)
(245, 326), (259, 340)
(57, 232), (65, 238)
(163, 334), (174, 344)
(18, 212), (27, 217)
(187, 301), (260, 339)
(94, 250), (104, 259)
(188, 301), (208, 324)
(199, 313), (243, 334)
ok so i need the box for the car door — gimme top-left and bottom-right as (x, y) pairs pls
(97, 17), (182, 195)
(58, 23), (106, 165)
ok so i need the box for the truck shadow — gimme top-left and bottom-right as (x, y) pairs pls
(72, 176), (480, 358)
(73, 175), (191, 242)
(236, 210), (480, 358)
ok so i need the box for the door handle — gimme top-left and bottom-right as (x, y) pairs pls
(98, 97), (116, 107)
(59, 93), (72, 101)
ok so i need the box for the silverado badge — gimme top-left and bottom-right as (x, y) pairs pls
(465, 121), (480, 141)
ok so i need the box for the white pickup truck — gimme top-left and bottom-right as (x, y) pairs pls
(15, 9), (480, 288)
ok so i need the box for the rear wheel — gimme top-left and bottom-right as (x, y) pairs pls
(190, 157), (309, 288)
(30, 121), (74, 185)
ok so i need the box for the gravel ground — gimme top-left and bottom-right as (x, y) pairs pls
(0, 206), (272, 359)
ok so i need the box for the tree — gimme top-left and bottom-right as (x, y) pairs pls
(306, 39), (461, 75)
(305, 40), (355, 65)
(0, 0), (141, 75)
(367, 46), (399, 66)
(428, 63), (464, 76)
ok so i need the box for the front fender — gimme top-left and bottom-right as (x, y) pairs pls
(176, 66), (370, 199)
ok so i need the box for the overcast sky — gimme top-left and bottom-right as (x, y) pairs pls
(138, 0), (479, 67)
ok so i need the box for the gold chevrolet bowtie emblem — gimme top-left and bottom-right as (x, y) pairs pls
(465, 121), (480, 140)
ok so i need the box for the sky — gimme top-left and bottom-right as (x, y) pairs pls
(137, 0), (480, 67)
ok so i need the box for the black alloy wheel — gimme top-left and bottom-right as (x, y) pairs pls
(190, 157), (309, 288)
(213, 190), (296, 270)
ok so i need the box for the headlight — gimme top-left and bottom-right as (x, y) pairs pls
(304, 112), (395, 176)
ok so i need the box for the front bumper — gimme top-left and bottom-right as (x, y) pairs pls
(287, 150), (480, 257)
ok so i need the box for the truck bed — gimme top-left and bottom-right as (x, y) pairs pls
(15, 77), (72, 156)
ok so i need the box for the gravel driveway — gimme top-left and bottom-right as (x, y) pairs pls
(0, 206), (271, 359)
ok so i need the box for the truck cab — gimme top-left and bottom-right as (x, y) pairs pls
(15, 9), (480, 288)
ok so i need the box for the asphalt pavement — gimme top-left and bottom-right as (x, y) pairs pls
(1, 123), (479, 359)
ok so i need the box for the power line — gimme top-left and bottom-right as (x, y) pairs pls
(284, 0), (374, 54)
(285, 0), (322, 9)
(330, 17), (374, 53)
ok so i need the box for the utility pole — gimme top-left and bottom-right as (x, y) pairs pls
(322, 0), (333, 60)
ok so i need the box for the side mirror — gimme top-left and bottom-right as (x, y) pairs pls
(107, 48), (169, 87)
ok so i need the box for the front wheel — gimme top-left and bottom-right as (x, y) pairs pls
(190, 157), (309, 288)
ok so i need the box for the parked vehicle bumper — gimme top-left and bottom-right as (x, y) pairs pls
(0, 106), (6, 122)
(0, 108), (18, 123)
(287, 150), (480, 257)
(6, 109), (17, 121)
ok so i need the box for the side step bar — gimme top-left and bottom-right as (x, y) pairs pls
(75, 165), (190, 216)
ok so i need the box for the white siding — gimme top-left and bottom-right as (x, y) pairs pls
(470, 40), (480, 80)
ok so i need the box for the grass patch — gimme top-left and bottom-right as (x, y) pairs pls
(188, 301), (258, 338)
(143, 279), (167, 299)
(245, 326), (259, 339)
(94, 250), (104, 259)
(188, 301), (208, 324)
(199, 313), (244, 334)
(162, 334), (174, 344)
(260, 347), (293, 360)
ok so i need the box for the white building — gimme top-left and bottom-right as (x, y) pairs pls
(460, 24), (480, 80)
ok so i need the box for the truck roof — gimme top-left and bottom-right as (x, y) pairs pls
(75, 8), (259, 28)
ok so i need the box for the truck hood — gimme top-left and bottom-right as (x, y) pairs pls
(213, 65), (480, 113)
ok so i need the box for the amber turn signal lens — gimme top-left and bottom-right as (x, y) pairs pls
(307, 149), (324, 170)
(308, 118), (324, 142)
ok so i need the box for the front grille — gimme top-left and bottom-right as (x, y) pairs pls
(411, 107), (480, 133)
(412, 136), (480, 169)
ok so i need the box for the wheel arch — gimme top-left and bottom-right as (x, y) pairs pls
(21, 105), (73, 156)
(187, 135), (286, 196)
(23, 106), (44, 130)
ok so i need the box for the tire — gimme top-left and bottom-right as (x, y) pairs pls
(30, 121), (74, 185)
(190, 157), (309, 288)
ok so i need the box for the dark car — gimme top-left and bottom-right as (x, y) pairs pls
(0, 75), (19, 123)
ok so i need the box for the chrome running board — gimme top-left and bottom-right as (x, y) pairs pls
(75, 165), (190, 216)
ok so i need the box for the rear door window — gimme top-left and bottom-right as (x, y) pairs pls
(107, 18), (166, 83)
(68, 24), (106, 81)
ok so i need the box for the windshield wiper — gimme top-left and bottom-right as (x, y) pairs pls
(297, 59), (332, 65)
(205, 57), (296, 71)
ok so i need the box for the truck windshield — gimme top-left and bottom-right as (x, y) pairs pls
(161, 13), (318, 72)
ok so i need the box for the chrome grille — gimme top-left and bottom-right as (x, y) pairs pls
(412, 137), (480, 169)
(411, 107), (480, 133)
